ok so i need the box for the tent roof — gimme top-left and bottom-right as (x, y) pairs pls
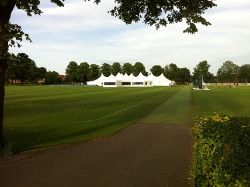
(133, 72), (146, 82)
(102, 74), (116, 82)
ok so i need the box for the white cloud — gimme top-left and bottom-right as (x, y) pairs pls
(11, 0), (124, 33)
(10, 0), (250, 75)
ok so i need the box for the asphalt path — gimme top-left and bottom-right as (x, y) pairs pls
(0, 124), (192, 187)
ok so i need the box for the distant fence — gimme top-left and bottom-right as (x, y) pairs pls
(207, 83), (250, 86)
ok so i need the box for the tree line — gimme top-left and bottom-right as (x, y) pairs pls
(5, 54), (250, 85)
(65, 61), (192, 84)
(6, 53), (61, 85)
(65, 60), (250, 84)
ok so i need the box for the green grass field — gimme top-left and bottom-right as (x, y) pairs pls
(4, 86), (179, 152)
(192, 86), (250, 117)
(3, 85), (250, 153)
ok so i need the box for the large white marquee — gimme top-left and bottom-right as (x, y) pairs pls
(87, 73), (174, 87)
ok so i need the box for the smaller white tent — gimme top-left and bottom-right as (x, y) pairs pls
(152, 74), (172, 86)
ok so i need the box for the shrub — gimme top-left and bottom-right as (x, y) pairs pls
(192, 114), (250, 186)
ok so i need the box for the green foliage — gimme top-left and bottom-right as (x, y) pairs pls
(239, 65), (250, 83)
(101, 63), (112, 76)
(66, 61), (78, 83)
(88, 64), (100, 81)
(164, 63), (179, 81)
(179, 68), (191, 84)
(122, 63), (133, 75)
(5, 53), (47, 84)
(150, 65), (163, 76)
(6, 53), (36, 84)
(217, 61), (239, 83)
(111, 62), (122, 76)
(193, 60), (214, 82)
(132, 62), (147, 76)
(110, 0), (216, 33)
(192, 114), (250, 186)
(36, 67), (47, 80)
(44, 71), (61, 84)
(78, 62), (89, 83)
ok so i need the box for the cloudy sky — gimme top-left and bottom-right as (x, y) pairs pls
(10, 0), (250, 75)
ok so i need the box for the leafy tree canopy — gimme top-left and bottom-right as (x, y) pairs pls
(88, 64), (100, 81)
(217, 61), (239, 82)
(78, 62), (89, 83)
(111, 62), (122, 76)
(150, 65), (163, 76)
(132, 62), (147, 76)
(164, 63), (179, 81)
(7, 53), (37, 84)
(193, 60), (213, 82)
(36, 67), (47, 80)
(122, 63), (133, 75)
(179, 68), (191, 84)
(45, 71), (61, 85)
(101, 63), (112, 76)
(66, 61), (78, 83)
(239, 64), (250, 82)
(110, 0), (216, 33)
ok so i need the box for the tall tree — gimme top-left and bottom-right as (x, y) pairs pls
(0, 0), (216, 149)
(132, 62), (147, 76)
(239, 64), (250, 83)
(78, 62), (89, 83)
(101, 63), (112, 76)
(179, 68), (191, 84)
(122, 63), (133, 75)
(66, 61), (78, 84)
(164, 63), (179, 81)
(111, 62), (122, 76)
(45, 71), (61, 85)
(150, 65), (163, 76)
(9, 53), (37, 84)
(193, 60), (213, 82)
(217, 61), (239, 83)
(88, 64), (100, 81)
(6, 54), (17, 83)
(36, 67), (47, 82)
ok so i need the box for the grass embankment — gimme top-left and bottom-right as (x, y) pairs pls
(4, 86), (180, 153)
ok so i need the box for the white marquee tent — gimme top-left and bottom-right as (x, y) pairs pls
(152, 74), (172, 86)
(87, 73), (173, 87)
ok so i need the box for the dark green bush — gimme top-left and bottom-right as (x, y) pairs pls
(192, 114), (250, 186)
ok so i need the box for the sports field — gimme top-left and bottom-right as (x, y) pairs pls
(4, 85), (250, 153)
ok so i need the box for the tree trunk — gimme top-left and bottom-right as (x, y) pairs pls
(0, 56), (6, 149)
(0, 1), (16, 149)
(0, 22), (8, 149)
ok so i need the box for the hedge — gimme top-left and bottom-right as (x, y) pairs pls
(192, 114), (250, 186)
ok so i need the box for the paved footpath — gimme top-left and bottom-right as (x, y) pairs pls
(0, 124), (192, 187)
